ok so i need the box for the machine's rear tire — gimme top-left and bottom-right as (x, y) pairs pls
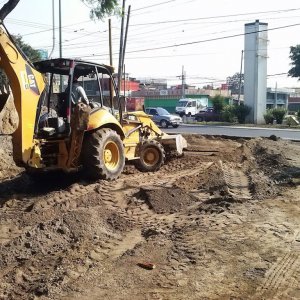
(82, 128), (125, 180)
(135, 140), (165, 172)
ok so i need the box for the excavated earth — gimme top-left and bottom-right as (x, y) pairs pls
(1, 133), (300, 300)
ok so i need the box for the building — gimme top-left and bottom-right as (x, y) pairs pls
(266, 88), (289, 109)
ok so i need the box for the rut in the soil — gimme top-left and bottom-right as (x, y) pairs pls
(1, 134), (300, 299)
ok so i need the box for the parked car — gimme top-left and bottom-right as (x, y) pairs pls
(145, 107), (182, 128)
(194, 107), (221, 122)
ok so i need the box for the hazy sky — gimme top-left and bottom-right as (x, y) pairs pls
(3, 0), (300, 89)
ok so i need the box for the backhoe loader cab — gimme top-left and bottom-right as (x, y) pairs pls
(31, 58), (128, 179)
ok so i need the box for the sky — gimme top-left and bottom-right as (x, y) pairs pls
(3, 0), (300, 89)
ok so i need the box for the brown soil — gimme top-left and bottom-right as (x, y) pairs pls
(1, 134), (300, 300)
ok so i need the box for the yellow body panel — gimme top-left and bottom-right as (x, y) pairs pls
(122, 111), (165, 160)
(88, 108), (124, 135)
(0, 26), (45, 167)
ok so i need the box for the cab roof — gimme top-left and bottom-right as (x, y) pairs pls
(34, 58), (114, 77)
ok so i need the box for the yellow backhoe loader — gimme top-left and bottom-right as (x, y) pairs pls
(0, 23), (187, 180)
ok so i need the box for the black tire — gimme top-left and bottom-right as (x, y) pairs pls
(179, 112), (184, 117)
(172, 124), (179, 128)
(82, 128), (125, 180)
(160, 119), (168, 128)
(187, 112), (192, 117)
(196, 116), (203, 122)
(135, 140), (165, 172)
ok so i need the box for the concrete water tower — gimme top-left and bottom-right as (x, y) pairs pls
(244, 20), (268, 124)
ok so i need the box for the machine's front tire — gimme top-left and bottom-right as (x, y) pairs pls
(172, 124), (179, 128)
(82, 128), (125, 180)
(135, 140), (165, 172)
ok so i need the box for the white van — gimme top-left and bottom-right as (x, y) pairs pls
(175, 98), (208, 116)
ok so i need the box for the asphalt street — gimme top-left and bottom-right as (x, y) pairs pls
(165, 124), (300, 141)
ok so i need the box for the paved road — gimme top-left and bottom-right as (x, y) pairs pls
(165, 124), (300, 141)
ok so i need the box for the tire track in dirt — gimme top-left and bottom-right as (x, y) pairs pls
(220, 162), (252, 201)
(254, 231), (300, 299)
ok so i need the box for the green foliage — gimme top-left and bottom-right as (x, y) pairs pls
(263, 108), (287, 125)
(233, 104), (251, 124)
(226, 72), (244, 94)
(264, 110), (274, 124)
(219, 104), (251, 123)
(285, 116), (294, 127)
(211, 95), (225, 113)
(12, 35), (42, 62)
(297, 110), (300, 119)
(288, 45), (300, 79)
(221, 105), (236, 123)
(271, 108), (287, 124)
(81, 0), (120, 20)
(0, 35), (41, 87)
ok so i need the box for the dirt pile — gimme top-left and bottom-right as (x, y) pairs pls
(0, 134), (300, 299)
(0, 93), (19, 134)
(0, 135), (21, 181)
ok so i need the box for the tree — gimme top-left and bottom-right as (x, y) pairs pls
(0, 35), (41, 86)
(226, 72), (244, 94)
(13, 35), (41, 62)
(211, 95), (225, 113)
(81, 0), (120, 20)
(288, 45), (300, 79)
(0, 0), (119, 22)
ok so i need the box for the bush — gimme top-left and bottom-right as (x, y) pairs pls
(264, 110), (274, 124)
(211, 95), (225, 113)
(263, 108), (287, 125)
(221, 105), (236, 123)
(233, 104), (251, 124)
(271, 108), (287, 124)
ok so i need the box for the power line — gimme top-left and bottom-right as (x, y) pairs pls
(130, 7), (300, 26)
(132, 0), (177, 12)
(124, 23), (300, 54)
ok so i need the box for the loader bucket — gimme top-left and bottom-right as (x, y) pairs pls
(0, 91), (18, 134)
(160, 133), (187, 155)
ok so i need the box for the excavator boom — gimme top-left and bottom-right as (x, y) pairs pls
(0, 24), (46, 166)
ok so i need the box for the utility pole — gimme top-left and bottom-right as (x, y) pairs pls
(108, 19), (113, 66)
(59, 0), (63, 91)
(275, 82), (277, 108)
(49, 0), (55, 59)
(121, 5), (131, 72)
(176, 66), (185, 99)
(181, 65), (185, 98)
(238, 50), (244, 105)
(117, 0), (126, 93)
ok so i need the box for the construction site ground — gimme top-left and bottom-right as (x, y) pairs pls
(0, 134), (300, 300)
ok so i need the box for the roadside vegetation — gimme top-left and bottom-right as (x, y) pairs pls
(192, 95), (300, 128)
(194, 95), (252, 124)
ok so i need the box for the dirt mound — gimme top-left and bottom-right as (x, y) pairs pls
(135, 187), (198, 214)
(0, 93), (19, 134)
(0, 136), (21, 180)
